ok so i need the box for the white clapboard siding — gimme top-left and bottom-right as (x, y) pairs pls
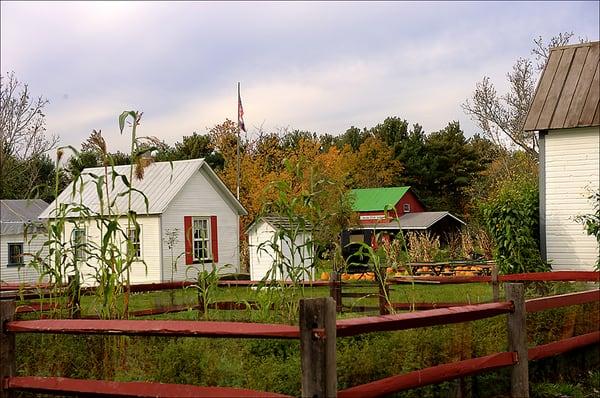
(248, 220), (314, 281)
(161, 167), (240, 282)
(0, 233), (47, 283)
(545, 127), (600, 270)
(248, 221), (277, 281)
(63, 216), (162, 286)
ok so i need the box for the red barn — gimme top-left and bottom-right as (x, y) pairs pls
(351, 186), (425, 223)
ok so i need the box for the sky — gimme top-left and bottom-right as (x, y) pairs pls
(1, 1), (599, 152)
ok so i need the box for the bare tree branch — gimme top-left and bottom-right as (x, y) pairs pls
(462, 33), (586, 158)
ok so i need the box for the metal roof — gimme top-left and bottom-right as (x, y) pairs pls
(351, 187), (410, 212)
(352, 211), (465, 230)
(39, 159), (247, 218)
(247, 216), (313, 234)
(524, 41), (600, 131)
(1, 199), (48, 235)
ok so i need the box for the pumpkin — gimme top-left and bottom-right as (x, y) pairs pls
(320, 272), (330, 281)
(341, 273), (351, 281)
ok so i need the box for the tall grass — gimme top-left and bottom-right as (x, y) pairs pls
(27, 111), (159, 319)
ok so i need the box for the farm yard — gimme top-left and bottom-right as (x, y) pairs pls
(2, 3), (600, 398)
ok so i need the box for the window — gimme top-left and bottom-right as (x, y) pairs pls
(403, 203), (411, 213)
(71, 228), (86, 262)
(127, 226), (142, 259)
(192, 217), (211, 262)
(7, 243), (24, 266)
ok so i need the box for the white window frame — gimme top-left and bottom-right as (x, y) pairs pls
(403, 203), (411, 213)
(71, 227), (87, 262)
(7, 242), (24, 266)
(192, 217), (212, 263)
(127, 225), (142, 260)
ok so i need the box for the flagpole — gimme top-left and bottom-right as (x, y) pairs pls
(236, 82), (241, 200)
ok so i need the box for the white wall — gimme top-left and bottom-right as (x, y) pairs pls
(62, 215), (162, 285)
(161, 167), (240, 281)
(0, 229), (47, 284)
(545, 127), (600, 270)
(248, 220), (314, 281)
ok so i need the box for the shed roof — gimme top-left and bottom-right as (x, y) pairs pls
(353, 211), (465, 231)
(351, 187), (410, 212)
(247, 216), (313, 234)
(1, 199), (48, 235)
(39, 159), (247, 218)
(524, 41), (600, 131)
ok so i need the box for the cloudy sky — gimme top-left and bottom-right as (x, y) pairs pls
(1, 1), (599, 152)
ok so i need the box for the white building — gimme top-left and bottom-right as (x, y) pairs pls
(0, 199), (48, 284)
(247, 216), (314, 281)
(39, 159), (247, 284)
(524, 41), (600, 270)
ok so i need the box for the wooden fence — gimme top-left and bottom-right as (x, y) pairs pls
(1, 276), (599, 397)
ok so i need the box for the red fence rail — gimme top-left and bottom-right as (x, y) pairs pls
(6, 319), (300, 339)
(337, 352), (518, 398)
(3, 376), (293, 398)
(526, 289), (599, 313)
(336, 302), (514, 337)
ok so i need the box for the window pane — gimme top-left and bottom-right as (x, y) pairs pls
(8, 243), (23, 264)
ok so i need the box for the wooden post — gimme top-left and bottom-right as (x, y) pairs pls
(329, 272), (342, 313)
(491, 263), (499, 302)
(1, 300), (16, 398)
(197, 291), (205, 319)
(300, 297), (337, 398)
(506, 283), (529, 398)
(378, 280), (390, 315)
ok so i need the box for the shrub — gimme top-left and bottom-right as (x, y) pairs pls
(480, 178), (549, 274)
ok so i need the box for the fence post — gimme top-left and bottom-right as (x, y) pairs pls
(1, 300), (16, 398)
(300, 297), (337, 398)
(329, 271), (342, 313)
(491, 263), (499, 302)
(506, 283), (529, 398)
(378, 279), (390, 315)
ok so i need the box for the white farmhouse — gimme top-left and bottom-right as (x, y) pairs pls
(524, 41), (600, 270)
(39, 159), (247, 284)
(0, 199), (48, 284)
(247, 216), (314, 281)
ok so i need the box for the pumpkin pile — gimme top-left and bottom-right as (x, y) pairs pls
(320, 272), (376, 281)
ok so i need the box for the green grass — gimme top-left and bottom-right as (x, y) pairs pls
(13, 281), (600, 397)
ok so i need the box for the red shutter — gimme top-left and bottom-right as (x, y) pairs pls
(210, 215), (218, 263)
(184, 216), (193, 265)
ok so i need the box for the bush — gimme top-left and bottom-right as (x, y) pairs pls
(480, 178), (549, 274)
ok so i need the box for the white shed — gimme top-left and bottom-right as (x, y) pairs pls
(0, 199), (49, 284)
(247, 216), (315, 282)
(524, 41), (600, 270)
(39, 159), (247, 285)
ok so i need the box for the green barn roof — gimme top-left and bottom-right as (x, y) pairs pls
(351, 187), (411, 212)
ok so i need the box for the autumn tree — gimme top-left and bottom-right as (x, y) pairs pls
(349, 135), (403, 189)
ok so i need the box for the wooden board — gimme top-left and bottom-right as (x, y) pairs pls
(524, 41), (600, 131)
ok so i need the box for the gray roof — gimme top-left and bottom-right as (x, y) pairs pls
(524, 41), (599, 131)
(247, 216), (313, 233)
(1, 199), (48, 235)
(354, 211), (465, 230)
(39, 159), (247, 218)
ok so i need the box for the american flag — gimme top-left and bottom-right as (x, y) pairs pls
(238, 84), (246, 133)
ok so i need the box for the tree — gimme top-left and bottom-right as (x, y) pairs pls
(0, 72), (58, 199)
(349, 135), (403, 189)
(462, 33), (581, 157)
(169, 132), (225, 170)
(421, 122), (484, 214)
